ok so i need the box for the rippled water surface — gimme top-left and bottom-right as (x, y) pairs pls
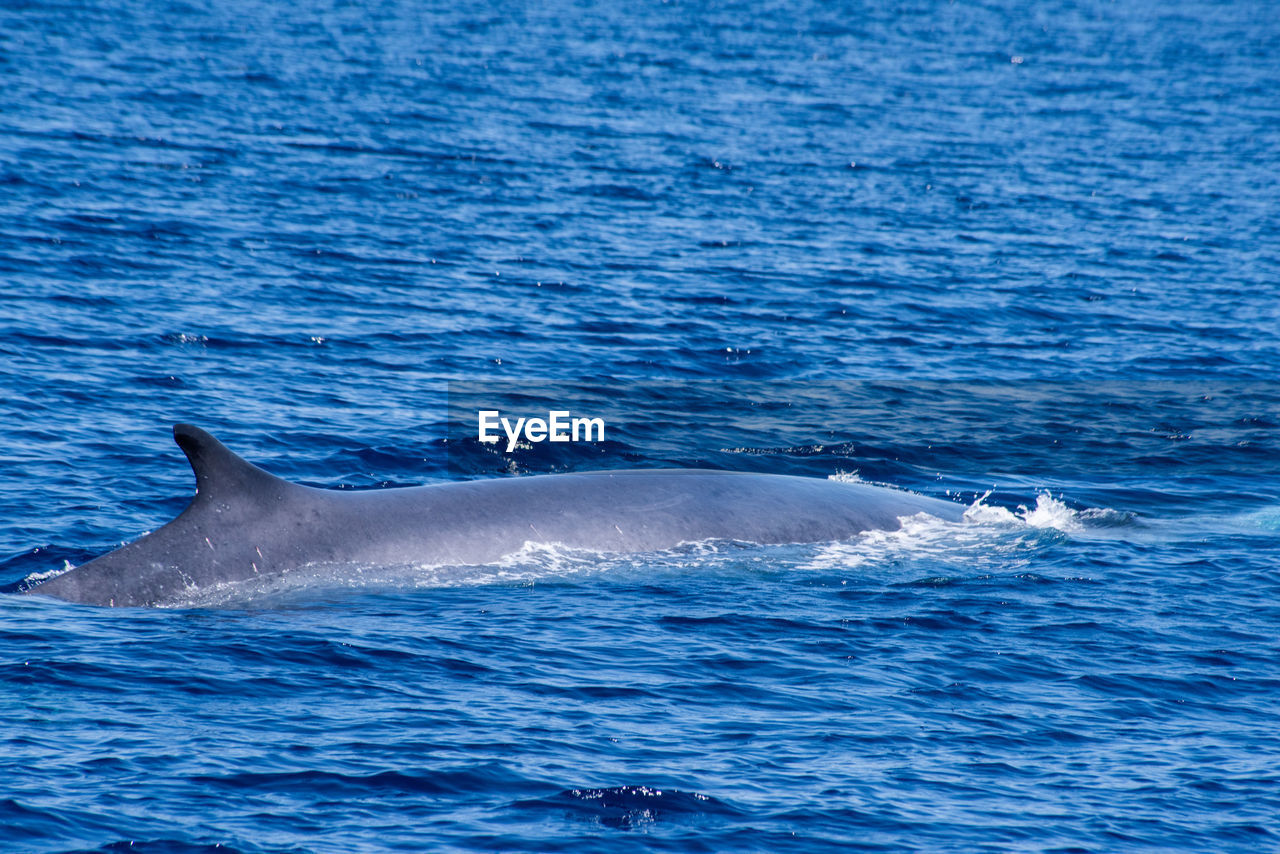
(3, 0), (1280, 850)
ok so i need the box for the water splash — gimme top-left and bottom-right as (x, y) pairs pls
(964, 490), (1084, 532)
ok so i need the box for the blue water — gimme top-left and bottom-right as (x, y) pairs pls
(3, 0), (1280, 849)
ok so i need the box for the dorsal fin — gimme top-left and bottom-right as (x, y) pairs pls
(173, 423), (294, 504)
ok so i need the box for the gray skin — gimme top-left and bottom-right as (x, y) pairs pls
(27, 424), (964, 607)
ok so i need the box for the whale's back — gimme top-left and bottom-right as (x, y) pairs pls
(27, 426), (962, 607)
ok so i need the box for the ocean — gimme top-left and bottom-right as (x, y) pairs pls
(2, 0), (1279, 850)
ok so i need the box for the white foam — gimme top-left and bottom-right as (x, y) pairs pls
(826, 470), (905, 491)
(798, 488), (1120, 574)
(20, 561), (76, 587)
(963, 490), (1084, 532)
(800, 511), (993, 572)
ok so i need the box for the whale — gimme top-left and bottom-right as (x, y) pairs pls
(25, 424), (964, 607)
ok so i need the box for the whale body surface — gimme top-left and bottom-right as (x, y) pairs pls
(27, 424), (963, 607)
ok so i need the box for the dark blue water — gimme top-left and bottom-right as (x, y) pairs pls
(4, 0), (1280, 849)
